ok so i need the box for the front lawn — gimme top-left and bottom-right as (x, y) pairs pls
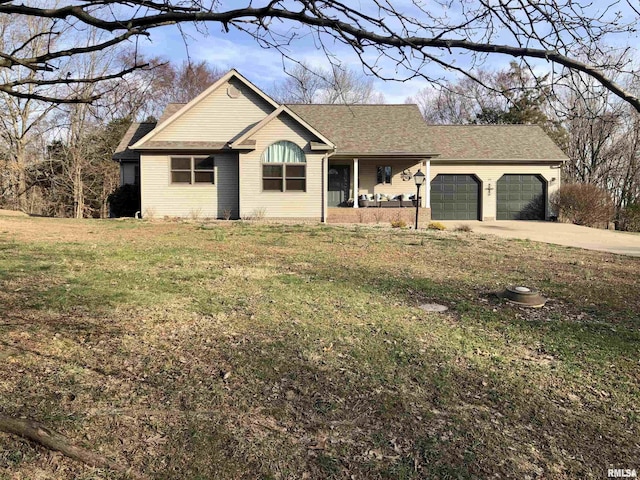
(0, 217), (638, 479)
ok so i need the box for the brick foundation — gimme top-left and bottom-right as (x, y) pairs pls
(327, 207), (431, 225)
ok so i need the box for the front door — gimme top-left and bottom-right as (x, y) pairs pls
(328, 165), (350, 207)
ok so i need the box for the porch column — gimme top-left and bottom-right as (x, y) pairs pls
(425, 159), (431, 208)
(353, 157), (359, 208)
(321, 153), (328, 223)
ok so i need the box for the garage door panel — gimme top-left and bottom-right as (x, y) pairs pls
(431, 174), (480, 220)
(497, 174), (545, 220)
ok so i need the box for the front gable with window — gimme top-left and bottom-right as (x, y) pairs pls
(238, 112), (327, 219)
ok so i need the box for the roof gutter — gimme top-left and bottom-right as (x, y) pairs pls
(430, 158), (567, 164)
(330, 152), (440, 159)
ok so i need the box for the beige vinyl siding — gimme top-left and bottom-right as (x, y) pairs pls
(239, 113), (324, 219)
(430, 162), (561, 221)
(349, 159), (423, 199)
(154, 77), (274, 143)
(140, 153), (239, 218)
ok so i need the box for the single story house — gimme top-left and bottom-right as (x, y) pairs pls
(113, 69), (567, 222)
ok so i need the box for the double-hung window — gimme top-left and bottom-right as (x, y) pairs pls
(170, 156), (215, 184)
(261, 141), (306, 192)
(377, 165), (392, 184)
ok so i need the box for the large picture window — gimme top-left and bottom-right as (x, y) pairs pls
(261, 141), (306, 192)
(170, 156), (214, 184)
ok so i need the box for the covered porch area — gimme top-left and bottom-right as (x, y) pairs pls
(325, 155), (432, 224)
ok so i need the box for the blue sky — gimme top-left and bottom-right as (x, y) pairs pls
(135, 2), (637, 104)
(138, 21), (453, 103)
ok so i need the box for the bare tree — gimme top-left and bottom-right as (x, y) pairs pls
(0, 1), (638, 111)
(406, 68), (507, 124)
(407, 63), (567, 146)
(156, 60), (225, 105)
(29, 29), (135, 218)
(272, 62), (384, 104)
(559, 69), (640, 212)
(0, 14), (59, 211)
(91, 57), (224, 121)
(271, 62), (327, 104)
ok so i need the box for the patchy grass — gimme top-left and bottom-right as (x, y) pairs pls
(0, 217), (639, 479)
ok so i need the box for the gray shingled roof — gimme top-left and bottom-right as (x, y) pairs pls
(114, 101), (567, 163)
(287, 104), (437, 156)
(112, 104), (189, 161)
(425, 125), (567, 161)
(113, 122), (156, 161)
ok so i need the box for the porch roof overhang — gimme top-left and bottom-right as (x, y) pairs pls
(430, 158), (565, 165)
(330, 152), (440, 160)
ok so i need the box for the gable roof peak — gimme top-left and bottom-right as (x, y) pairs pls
(131, 69), (280, 150)
(230, 105), (335, 149)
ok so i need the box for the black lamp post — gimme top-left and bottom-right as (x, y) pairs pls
(414, 169), (426, 229)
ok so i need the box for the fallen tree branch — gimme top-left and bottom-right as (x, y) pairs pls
(0, 414), (148, 480)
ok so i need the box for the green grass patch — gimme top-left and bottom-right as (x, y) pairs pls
(0, 217), (638, 479)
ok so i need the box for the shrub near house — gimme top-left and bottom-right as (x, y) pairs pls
(551, 183), (614, 227)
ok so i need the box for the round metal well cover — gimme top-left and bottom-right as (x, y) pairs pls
(500, 285), (546, 308)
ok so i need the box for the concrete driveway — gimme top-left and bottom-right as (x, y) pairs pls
(438, 220), (640, 257)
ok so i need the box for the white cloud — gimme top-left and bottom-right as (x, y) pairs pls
(138, 20), (516, 106)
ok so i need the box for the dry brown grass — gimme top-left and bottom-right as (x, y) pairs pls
(0, 209), (28, 218)
(0, 217), (638, 479)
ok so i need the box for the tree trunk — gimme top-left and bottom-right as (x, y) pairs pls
(73, 158), (84, 218)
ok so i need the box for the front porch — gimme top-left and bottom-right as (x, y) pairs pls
(325, 156), (432, 224)
(327, 156), (432, 212)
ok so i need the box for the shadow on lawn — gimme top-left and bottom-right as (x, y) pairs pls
(143, 312), (638, 479)
(2, 226), (639, 478)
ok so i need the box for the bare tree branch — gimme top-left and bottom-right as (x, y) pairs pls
(0, 414), (148, 479)
(0, 1), (637, 109)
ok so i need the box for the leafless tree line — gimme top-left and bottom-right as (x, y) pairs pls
(1, 1), (640, 220)
(270, 62), (385, 104)
(407, 61), (640, 219)
(0, 13), (226, 217)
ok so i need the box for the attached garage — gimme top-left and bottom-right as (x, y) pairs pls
(496, 174), (546, 220)
(425, 125), (567, 222)
(431, 174), (480, 220)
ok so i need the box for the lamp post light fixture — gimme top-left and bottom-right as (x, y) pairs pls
(413, 169), (426, 229)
